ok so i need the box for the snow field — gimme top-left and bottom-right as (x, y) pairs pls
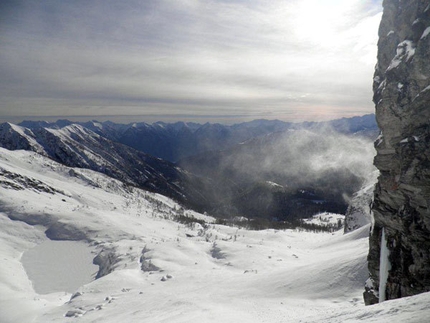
(1, 148), (430, 322)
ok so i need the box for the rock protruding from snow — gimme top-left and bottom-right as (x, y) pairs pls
(93, 247), (119, 279)
(344, 170), (378, 233)
(140, 246), (160, 272)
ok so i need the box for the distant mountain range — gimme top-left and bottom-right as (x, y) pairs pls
(0, 114), (378, 220)
(18, 114), (378, 162)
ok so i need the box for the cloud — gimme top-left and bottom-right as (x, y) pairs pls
(0, 0), (383, 123)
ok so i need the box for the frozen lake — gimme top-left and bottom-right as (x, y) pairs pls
(21, 240), (99, 294)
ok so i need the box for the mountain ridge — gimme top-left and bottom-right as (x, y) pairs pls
(0, 122), (209, 212)
(0, 115), (378, 221)
(17, 114), (378, 162)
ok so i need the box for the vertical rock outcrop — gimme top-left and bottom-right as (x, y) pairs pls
(365, 0), (430, 305)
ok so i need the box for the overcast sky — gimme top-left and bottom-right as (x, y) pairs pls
(0, 0), (382, 124)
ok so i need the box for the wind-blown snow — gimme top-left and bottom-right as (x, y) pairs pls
(0, 148), (429, 322)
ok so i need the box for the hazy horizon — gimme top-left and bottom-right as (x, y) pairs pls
(0, 112), (376, 126)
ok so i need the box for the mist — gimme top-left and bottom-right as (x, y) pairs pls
(180, 127), (377, 219)
(233, 128), (375, 187)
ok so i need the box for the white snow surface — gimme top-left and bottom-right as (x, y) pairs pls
(387, 40), (415, 71)
(0, 148), (429, 322)
(21, 240), (98, 294)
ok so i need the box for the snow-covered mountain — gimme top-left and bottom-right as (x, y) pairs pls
(0, 116), (378, 221)
(18, 114), (378, 162)
(0, 122), (209, 211)
(1, 148), (429, 322)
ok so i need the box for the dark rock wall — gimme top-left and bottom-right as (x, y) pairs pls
(365, 0), (430, 305)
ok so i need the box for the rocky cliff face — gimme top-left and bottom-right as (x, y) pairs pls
(365, 0), (430, 305)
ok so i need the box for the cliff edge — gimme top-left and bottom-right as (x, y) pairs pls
(365, 0), (430, 305)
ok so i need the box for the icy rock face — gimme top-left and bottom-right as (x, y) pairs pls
(344, 170), (378, 234)
(365, 0), (430, 305)
(378, 228), (391, 302)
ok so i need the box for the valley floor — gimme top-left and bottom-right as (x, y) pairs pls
(0, 148), (429, 323)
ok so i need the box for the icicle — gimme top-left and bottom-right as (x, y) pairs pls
(379, 228), (391, 302)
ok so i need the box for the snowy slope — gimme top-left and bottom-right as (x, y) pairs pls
(0, 122), (210, 211)
(0, 148), (429, 323)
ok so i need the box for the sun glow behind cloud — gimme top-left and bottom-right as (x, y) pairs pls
(293, 1), (345, 44)
(0, 0), (382, 123)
